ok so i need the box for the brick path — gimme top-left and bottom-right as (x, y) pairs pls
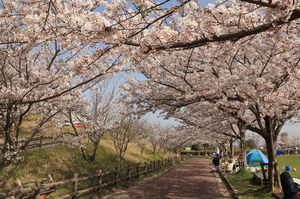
(101, 157), (233, 199)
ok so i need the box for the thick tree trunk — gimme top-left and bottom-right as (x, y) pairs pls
(265, 117), (281, 193)
(140, 147), (145, 158)
(240, 136), (247, 170)
(229, 140), (234, 157)
(82, 139), (101, 162)
(153, 145), (157, 155)
(265, 135), (281, 192)
(80, 147), (88, 160)
(90, 141), (100, 162)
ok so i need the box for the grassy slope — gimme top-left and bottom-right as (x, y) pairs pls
(0, 136), (174, 198)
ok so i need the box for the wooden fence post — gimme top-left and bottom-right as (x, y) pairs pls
(114, 167), (119, 186)
(136, 163), (139, 179)
(153, 161), (156, 172)
(72, 174), (78, 199)
(144, 162), (147, 174)
(51, 135), (54, 147)
(127, 165), (130, 181)
(39, 137), (43, 149)
(98, 170), (103, 192)
(34, 180), (41, 199)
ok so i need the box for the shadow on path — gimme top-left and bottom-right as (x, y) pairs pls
(101, 157), (234, 199)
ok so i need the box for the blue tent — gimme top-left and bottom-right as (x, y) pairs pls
(276, 150), (285, 155)
(246, 149), (269, 165)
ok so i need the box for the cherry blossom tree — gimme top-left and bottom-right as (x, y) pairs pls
(155, 124), (175, 154)
(0, 101), (66, 166)
(0, 0), (126, 166)
(109, 109), (143, 167)
(245, 133), (262, 149)
(278, 132), (289, 149)
(144, 123), (163, 155)
(290, 133), (300, 153)
(58, 78), (123, 162)
(159, 125), (195, 154)
(133, 122), (151, 158)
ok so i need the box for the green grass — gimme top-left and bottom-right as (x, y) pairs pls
(277, 154), (300, 178)
(224, 154), (300, 198)
(225, 169), (273, 199)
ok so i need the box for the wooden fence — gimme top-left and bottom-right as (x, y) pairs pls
(0, 136), (63, 155)
(0, 156), (186, 199)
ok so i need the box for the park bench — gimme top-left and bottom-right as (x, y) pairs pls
(253, 173), (268, 185)
(252, 163), (269, 185)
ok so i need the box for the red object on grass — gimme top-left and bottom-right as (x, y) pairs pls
(74, 124), (91, 128)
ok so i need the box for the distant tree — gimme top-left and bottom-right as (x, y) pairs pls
(161, 126), (195, 154)
(109, 110), (143, 167)
(245, 133), (262, 149)
(191, 144), (200, 151)
(156, 125), (177, 154)
(278, 132), (289, 149)
(290, 133), (300, 153)
(202, 143), (210, 156)
(59, 78), (121, 162)
(133, 121), (151, 159)
(146, 123), (163, 155)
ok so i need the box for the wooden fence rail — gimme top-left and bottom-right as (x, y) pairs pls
(0, 135), (63, 155)
(21, 136), (63, 151)
(0, 156), (186, 199)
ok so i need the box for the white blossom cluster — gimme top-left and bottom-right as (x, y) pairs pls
(1, 143), (24, 164)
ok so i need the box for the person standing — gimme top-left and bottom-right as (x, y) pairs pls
(216, 146), (220, 156)
(212, 155), (220, 172)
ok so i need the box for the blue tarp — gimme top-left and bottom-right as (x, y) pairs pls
(246, 149), (269, 165)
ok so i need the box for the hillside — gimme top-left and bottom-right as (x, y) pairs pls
(0, 135), (175, 198)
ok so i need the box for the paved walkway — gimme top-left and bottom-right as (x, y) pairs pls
(101, 157), (233, 199)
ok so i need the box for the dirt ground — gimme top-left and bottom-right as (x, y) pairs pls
(100, 157), (234, 199)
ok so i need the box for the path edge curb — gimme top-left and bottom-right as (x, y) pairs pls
(219, 172), (243, 199)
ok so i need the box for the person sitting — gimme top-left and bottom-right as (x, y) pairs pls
(281, 172), (300, 199)
(225, 158), (236, 174)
